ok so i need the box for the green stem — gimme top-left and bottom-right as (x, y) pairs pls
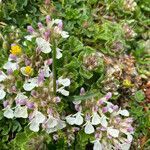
(52, 39), (57, 96)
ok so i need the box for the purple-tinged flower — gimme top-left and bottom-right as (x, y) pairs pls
(9, 54), (17, 61)
(47, 108), (53, 115)
(26, 102), (35, 109)
(7, 69), (13, 75)
(127, 127), (134, 132)
(38, 22), (43, 29)
(27, 26), (34, 34)
(46, 15), (51, 24)
(44, 30), (50, 41)
(45, 59), (53, 66)
(125, 118), (133, 123)
(17, 99), (26, 105)
(55, 96), (61, 103)
(80, 87), (85, 95)
(72, 127), (80, 132)
(112, 105), (119, 111)
(58, 20), (63, 30)
(31, 90), (38, 98)
(38, 70), (45, 84)
(25, 59), (31, 66)
(75, 104), (82, 112)
(3, 100), (9, 108)
(45, 0), (50, 5)
(115, 117), (121, 123)
(11, 86), (17, 93)
(105, 92), (112, 100)
(102, 107), (108, 113)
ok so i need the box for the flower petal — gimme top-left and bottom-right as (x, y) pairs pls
(92, 112), (101, 125)
(107, 127), (119, 138)
(36, 37), (51, 54)
(0, 89), (6, 100)
(14, 106), (28, 118)
(75, 112), (83, 125)
(93, 140), (102, 150)
(119, 109), (129, 116)
(0, 71), (7, 82)
(84, 122), (95, 134)
(3, 107), (14, 119)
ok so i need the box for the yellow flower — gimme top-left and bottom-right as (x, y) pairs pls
(24, 66), (33, 75)
(123, 79), (134, 88)
(10, 44), (22, 55)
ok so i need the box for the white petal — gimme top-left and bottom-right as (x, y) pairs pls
(0, 89), (6, 100)
(46, 116), (58, 128)
(107, 128), (119, 138)
(56, 48), (62, 59)
(74, 112), (83, 125)
(43, 65), (51, 77)
(36, 37), (51, 54)
(3, 107), (14, 119)
(24, 35), (34, 41)
(120, 143), (131, 150)
(34, 111), (46, 123)
(20, 67), (28, 76)
(0, 71), (7, 82)
(57, 87), (69, 96)
(127, 134), (133, 142)
(15, 93), (28, 100)
(14, 106), (28, 118)
(66, 115), (75, 125)
(93, 140), (102, 150)
(61, 31), (69, 38)
(3, 62), (18, 71)
(84, 122), (95, 134)
(23, 78), (38, 91)
(57, 120), (66, 129)
(29, 121), (40, 132)
(119, 110), (129, 116)
(58, 77), (70, 86)
(92, 112), (101, 125)
(100, 115), (108, 127)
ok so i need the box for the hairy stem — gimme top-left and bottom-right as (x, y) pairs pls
(52, 39), (57, 96)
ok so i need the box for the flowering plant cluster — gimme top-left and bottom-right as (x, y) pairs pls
(0, 16), (134, 150)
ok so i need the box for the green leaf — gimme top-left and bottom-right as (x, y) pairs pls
(135, 90), (145, 102)
(68, 91), (100, 102)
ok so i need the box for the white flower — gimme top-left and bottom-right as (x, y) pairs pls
(61, 31), (69, 38)
(73, 111), (84, 125)
(15, 93), (28, 101)
(84, 121), (95, 134)
(42, 65), (51, 77)
(0, 89), (6, 100)
(45, 115), (58, 129)
(99, 115), (108, 127)
(118, 109), (129, 116)
(58, 77), (71, 86)
(66, 115), (76, 125)
(57, 77), (71, 96)
(57, 87), (69, 96)
(92, 112), (101, 125)
(66, 111), (83, 126)
(93, 139), (102, 150)
(23, 78), (38, 91)
(56, 48), (62, 59)
(36, 37), (51, 54)
(0, 71), (7, 82)
(29, 110), (46, 132)
(14, 105), (28, 118)
(120, 142), (131, 150)
(107, 127), (119, 138)
(3, 61), (18, 71)
(3, 106), (14, 119)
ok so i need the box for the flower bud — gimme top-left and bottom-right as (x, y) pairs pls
(27, 26), (34, 34)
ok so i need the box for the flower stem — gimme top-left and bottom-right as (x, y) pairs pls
(52, 39), (57, 96)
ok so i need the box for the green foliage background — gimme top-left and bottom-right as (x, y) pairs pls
(0, 0), (150, 149)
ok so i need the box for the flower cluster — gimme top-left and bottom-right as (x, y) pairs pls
(1, 16), (70, 133)
(66, 91), (134, 150)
